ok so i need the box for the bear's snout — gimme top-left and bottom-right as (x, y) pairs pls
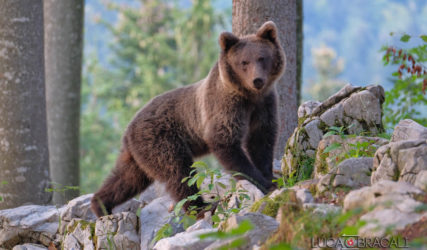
(253, 78), (264, 89)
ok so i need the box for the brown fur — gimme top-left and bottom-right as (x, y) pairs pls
(91, 21), (286, 217)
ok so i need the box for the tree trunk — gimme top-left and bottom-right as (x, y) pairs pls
(0, 0), (51, 209)
(44, 0), (84, 204)
(232, 0), (302, 161)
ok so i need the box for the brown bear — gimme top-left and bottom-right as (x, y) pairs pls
(91, 21), (286, 217)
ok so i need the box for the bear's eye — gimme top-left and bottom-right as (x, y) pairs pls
(241, 61), (249, 66)
(258, 57), (265, 62)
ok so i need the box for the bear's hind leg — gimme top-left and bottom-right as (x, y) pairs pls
(91, 152), (152, 217)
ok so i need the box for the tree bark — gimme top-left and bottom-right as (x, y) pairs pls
(44, 0), (84, 204)
(232, 0), (302, 160)
(0, 0), (51, 209)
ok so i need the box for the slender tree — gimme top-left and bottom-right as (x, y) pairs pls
(44, 0), (84, 204)
(0, 0), (51, 209)
(232, 0), (302, 160)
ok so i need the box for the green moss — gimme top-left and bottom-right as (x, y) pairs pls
(250, 190), (299, 217)
(298, 116), (308, 126)
(317, 147), (329, 175)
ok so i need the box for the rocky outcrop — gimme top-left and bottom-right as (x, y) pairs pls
(371, 139), (427, 185)
(314, 135), (388, 179)
(317, 157), (373, 193)
(391, 119), (427, 142)
(95, 212), (140, 250)
(2, 84), (427, 249)
(344, 180), (426, 237)
(0, 205), (60, 249)
(282, 84), (385, 180)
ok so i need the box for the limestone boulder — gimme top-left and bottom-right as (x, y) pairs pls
(0, 205), (60, 248)
(317, 157), (373, 193)
(343, 180), (426, 237)
(95, 212), (140, 250)
(206, 213), (279, 250)
(62, 219), (94, 250)
(282, 84), (385, 181)
(12, 244), (47, 250)
(60, 193), (141, 234)
(153, 228), (217, 250)
(371, 139), (427, 185)
(139, 195), (182, 250)
(391, 119), (427, 142)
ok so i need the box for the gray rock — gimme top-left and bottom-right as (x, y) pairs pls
(153, 228), (217, 250)
(0, 205), (59, 248)
(415, 170), (427, 192)
(315, 135), (387, 179)
(305, 119), (323, 149)
(320, 103), (344, 127)
(302, 203), (342, 216)
(298, 100), (321, 118)
(311, 84), (363, 116)
(283, 85), (385, 181)
(343, 180), (426, 237)
(112, 198), (142, 215)
(343, 180), (424, 212)
(60, 194), (96, 224)
(12, 244), (47, 250)
(391, 119), (427, 142)
(95, 212), (140, 250)
(317, 157), (373, 193)
(371, 139), (427, 185)
(294, 188), (314, 204)
(206, 213), (279, 250)
(185, 220), (213, 233)
(359, 209), (426, 238)
(62, 234), (82, 250)
(270, 187), (313, 205)
(139, 181), (168, 206)
(227, 180), (264, 214)
(63, 219), (95, 250)
(342, 90), (382, 134)
(140, 195), (177, 250)
(60, 193), (141, 234)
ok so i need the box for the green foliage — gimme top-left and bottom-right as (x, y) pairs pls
(323, 125), (346, 137)
(381, 33), (427, 129)
(250, 189), (299, 217)
(151, 223), (173, 246)
(80, 0), (226, 194)
(198, 220), (254, 250)
(153, 161), (252, 244)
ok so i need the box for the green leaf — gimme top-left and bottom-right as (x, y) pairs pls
(400, 34), (411, 42)
(420, 35), (427, 43)
(229, 220), (254, 235)
(187, 177), (197, 187)
(324, 142), (342, 153)
(323, 131), (336, 137)
(174, 199), (187, 215)
(217, 182), (227, 189)
(211, 214), (220, 223)
(196, 175), (205, 188)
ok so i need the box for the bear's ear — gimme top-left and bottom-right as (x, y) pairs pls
(256, 21), (279, 44)
(219, 32), (239, 52)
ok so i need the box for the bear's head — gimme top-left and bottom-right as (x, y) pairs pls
(218, 21), (286, 97)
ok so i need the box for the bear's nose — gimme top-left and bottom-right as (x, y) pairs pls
(253, 78), (264, 89)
